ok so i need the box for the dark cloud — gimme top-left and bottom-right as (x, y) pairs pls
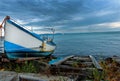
(0, 0), (120, 33)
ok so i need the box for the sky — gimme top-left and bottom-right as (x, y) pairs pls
(0, 0), (120, 33)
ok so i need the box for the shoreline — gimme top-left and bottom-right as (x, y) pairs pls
(0, 55), (120, 81)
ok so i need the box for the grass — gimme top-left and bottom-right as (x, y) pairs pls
(0, 54), (37, 72)
(15, 61), (37, 73)
(100, 58), (120, 81)
(2, 56), (120, 81)
(2, 60), (43, 73)
(92, 68), (106, 81)
(1, 56), (54, 73)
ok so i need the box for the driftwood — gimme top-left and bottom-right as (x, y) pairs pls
(52, 55), (74, 66)
(89, 55), (102, 70)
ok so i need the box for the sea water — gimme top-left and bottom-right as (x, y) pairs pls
(53, 32), (120, 57)
(1, 32), (120, 58)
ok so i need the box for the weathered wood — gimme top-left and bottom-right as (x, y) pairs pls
(50, 55), (101, 77)
(71, 56), (91, 61)
(0, 71), (17, 81)
(89, 55), (102, 70)
(15, 57), (41, 63)
(52, 55), (74, 66)
(1, 58), (10, 62)
(19, 75), (45, 81)
(51, 64), (95, 71)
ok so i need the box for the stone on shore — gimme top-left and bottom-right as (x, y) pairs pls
(0, 71), (17, 81)
(0, 71), (72, 81)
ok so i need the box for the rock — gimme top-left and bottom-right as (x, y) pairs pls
(0, 71), (72, 81)
(105, 57), (113, 64)
(18, 73), (72, 81)
(0, 71), (17, 81)
(19, 74), (47, 81)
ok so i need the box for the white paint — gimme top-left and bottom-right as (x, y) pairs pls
(4, 21), (42, 50)
(4, 20), (56, 52)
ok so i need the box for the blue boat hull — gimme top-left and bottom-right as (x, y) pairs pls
(5, 51), (54, 60)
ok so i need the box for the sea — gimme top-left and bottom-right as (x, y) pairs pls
(53, 31), (120, 58)
(1, 31), (120, 59)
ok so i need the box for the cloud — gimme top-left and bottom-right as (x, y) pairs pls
(94, 10), (115, 17)
(96, 22), (120, 28)
(0, 0), (120, 33)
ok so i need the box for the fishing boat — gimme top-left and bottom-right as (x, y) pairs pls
(0, 16), (56, 59)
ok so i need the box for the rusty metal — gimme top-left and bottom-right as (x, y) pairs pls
(0, 16), (10, 28)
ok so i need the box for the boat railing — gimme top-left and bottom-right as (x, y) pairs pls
(11, 18), (32, 32)
(11, 19), (55, 42)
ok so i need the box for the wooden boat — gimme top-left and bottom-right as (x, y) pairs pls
(0, 16), (56, 59)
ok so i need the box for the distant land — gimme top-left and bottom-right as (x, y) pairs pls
(55, 30), (120, 35)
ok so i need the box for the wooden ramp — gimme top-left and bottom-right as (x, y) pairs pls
(49, 55), (103, 79)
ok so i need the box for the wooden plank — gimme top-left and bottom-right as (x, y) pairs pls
(89, 55), (102, 70)
(59, 65), (95, 70)
(15, 57), (42, 63)
(19, 75), (45, 81)
(51, 55), (74, 66)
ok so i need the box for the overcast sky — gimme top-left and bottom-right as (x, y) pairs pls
(0, 0), (120, 33)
